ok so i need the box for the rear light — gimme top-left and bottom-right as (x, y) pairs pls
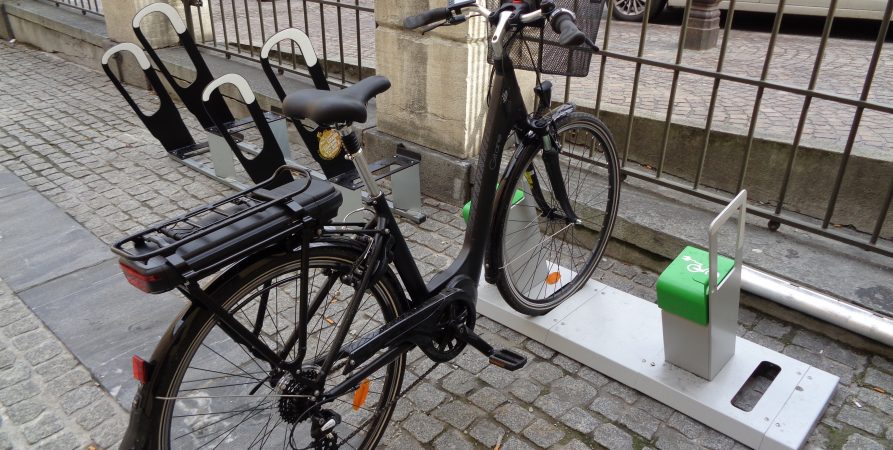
(119, 262), (162, 293)
(132, 355), (152, 384)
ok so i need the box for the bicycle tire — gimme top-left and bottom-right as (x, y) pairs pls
(144, 244), (405, 449)
(491, 112), (620, 315)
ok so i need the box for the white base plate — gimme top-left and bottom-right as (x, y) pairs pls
(478, 279), (838, 449)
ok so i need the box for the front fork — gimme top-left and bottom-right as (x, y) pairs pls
(528, 81), (579, 224)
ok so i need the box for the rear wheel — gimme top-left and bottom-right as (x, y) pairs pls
(491, 112), (620, 315)
(145, 244), (405, 449)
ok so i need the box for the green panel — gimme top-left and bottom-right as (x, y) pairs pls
(656, 246), (735, 326)
(462, 188), (525, 223)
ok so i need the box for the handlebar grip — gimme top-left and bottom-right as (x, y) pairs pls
(550, 10), (585, 47)
(404, 7), (451, 30)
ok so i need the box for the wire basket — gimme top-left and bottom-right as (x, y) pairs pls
(487, 0), (603, 78)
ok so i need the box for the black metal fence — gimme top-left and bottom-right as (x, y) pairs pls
(42, 0), (103, 16)
(181, 0), (374, 88)
(178, 0), (892, 257)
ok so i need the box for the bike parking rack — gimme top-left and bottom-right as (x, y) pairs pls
(478, 191), (838, 449)
(259, 28), (425, 223)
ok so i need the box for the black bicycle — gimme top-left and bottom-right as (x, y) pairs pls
(114, 0), (619, 448)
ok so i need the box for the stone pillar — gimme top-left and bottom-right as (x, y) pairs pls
(371, 1), (536, 204)
(103, 0), (211, 47)
(684, 0), (721, 50)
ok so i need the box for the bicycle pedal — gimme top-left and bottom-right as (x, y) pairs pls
(489, 349), (527, 371)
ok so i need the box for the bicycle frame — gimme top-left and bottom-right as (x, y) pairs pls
(176, 16), (575, 412)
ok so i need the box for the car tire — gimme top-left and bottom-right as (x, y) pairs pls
(612, 0), (667, 22)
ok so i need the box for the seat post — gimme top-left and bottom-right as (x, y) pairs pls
(341, 128), (382, 199)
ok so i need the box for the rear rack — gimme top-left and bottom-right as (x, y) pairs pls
(112, 166), (315, 281)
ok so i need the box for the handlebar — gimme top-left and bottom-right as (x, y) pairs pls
(403, 7), (452, 30)
(403, 1), (587, 49)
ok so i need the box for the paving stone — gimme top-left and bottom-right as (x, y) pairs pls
(752, 318), (791, 339)
(667, 412), (709, 440)
(551, 375), (598, 404)
(432, 429), (474, 450)
(510, 378), (543, 403)
(841, 433), (886, 450)
(578, 367), (610, 388)
(604, 382), (641, 404)
(526, 361), (564, 384)
(401, 413), (445, 444)
(5, 396), (46, 425)
(654, 426), (701, 450)
(634, 396), (676, 421)
(856, 388), (893, 416)
(469, 386), (508, 412)
(0, 350), (14, 370)
(592, 423), (634, 450)
(89, 418), (127, 449)
(33, 355), (78, 381)
(440, 369), (477, 396)
(59, 385), (103, 415)
(502, 436), (536, 450)
(535, 392), (576, 418)
(452, 346), (491, 373)
(552, 355), (582, 372)
(0, 380), (40, 406)
(558, 439), (592, 450)
(523, 340), (555, 360)
(33, 431), (82, 450)
(469, 418), (506, 447)
(863, 368), (893, 393)
(405, 382), (446, 412)
(0, 362), (30, 390)
(432, 401), (479, 430)
(618, 407), (661, 439)
(479, 365), (516, 389)
(837, 404), (885, 435)
(73, 398), (120, 432)
(742, 331), (785, 353)
(0, 432), (10, 450)
(494, 402), (536, 433)
(590, 393), (628, 421)
(695, 427), (737, 450)
(560, 406), (599, 434)
(522, 418), (565, 448)
(21, 413), (63, 444)
(870, 355), (893, 374)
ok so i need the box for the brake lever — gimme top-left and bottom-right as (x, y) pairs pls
(419, 14), (468, 34)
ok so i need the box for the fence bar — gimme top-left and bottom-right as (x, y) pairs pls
(872, 179), (893, 245)
(207, 2), (219, 48)
(736, 0), (786, 193)
(822, 0), (892, 229)
(231, 0), (242, 54)
(196, 5), (206, 44)
(257, 0), (266, 48)
(594, 0), (614, 117)
(355, 0), (363, 79)
(774, 0), (838, 217)
(621, 0), (653, 166)
(319, 2), (329, 77)
(243, 0), (254, 57)
(43, 0), (102, 16)
(694, 0), (737, 189)
(217, 0), (229, 52)
(337, 3), (345, 85)
(656, 0), (694, 178)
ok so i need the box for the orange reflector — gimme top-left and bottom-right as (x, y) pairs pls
(352, 379), (371, 411)
(132, 355), (149, 384)
(546, 272), (561, 285)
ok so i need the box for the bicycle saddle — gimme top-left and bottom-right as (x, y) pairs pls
(283, 76), (391, 125)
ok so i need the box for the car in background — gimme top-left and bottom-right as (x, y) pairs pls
(612, 0), (889, 22)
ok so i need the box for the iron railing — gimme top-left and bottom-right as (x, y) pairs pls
(179, 0), (893, 258)
(554, 0), (893, 258)
(181, 0), (374, 88)
(42, 0), (103, 16)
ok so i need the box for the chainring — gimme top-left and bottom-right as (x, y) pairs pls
(419, 300), (476, 362)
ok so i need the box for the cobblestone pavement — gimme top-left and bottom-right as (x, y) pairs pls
(204, 4), (891, 157)
(0, 276), (129, 449)
(2, 43), (893, 449)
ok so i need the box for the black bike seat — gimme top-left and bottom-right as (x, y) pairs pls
(283, 76), (391, 125)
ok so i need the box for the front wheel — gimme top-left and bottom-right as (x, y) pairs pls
(143, 244), (406, 449)
(491, 112), (621, 316)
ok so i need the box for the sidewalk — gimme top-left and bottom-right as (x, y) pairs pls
(1, 43), (892, 449)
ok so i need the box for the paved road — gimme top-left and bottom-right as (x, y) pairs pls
(1, 43), (893, 449)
